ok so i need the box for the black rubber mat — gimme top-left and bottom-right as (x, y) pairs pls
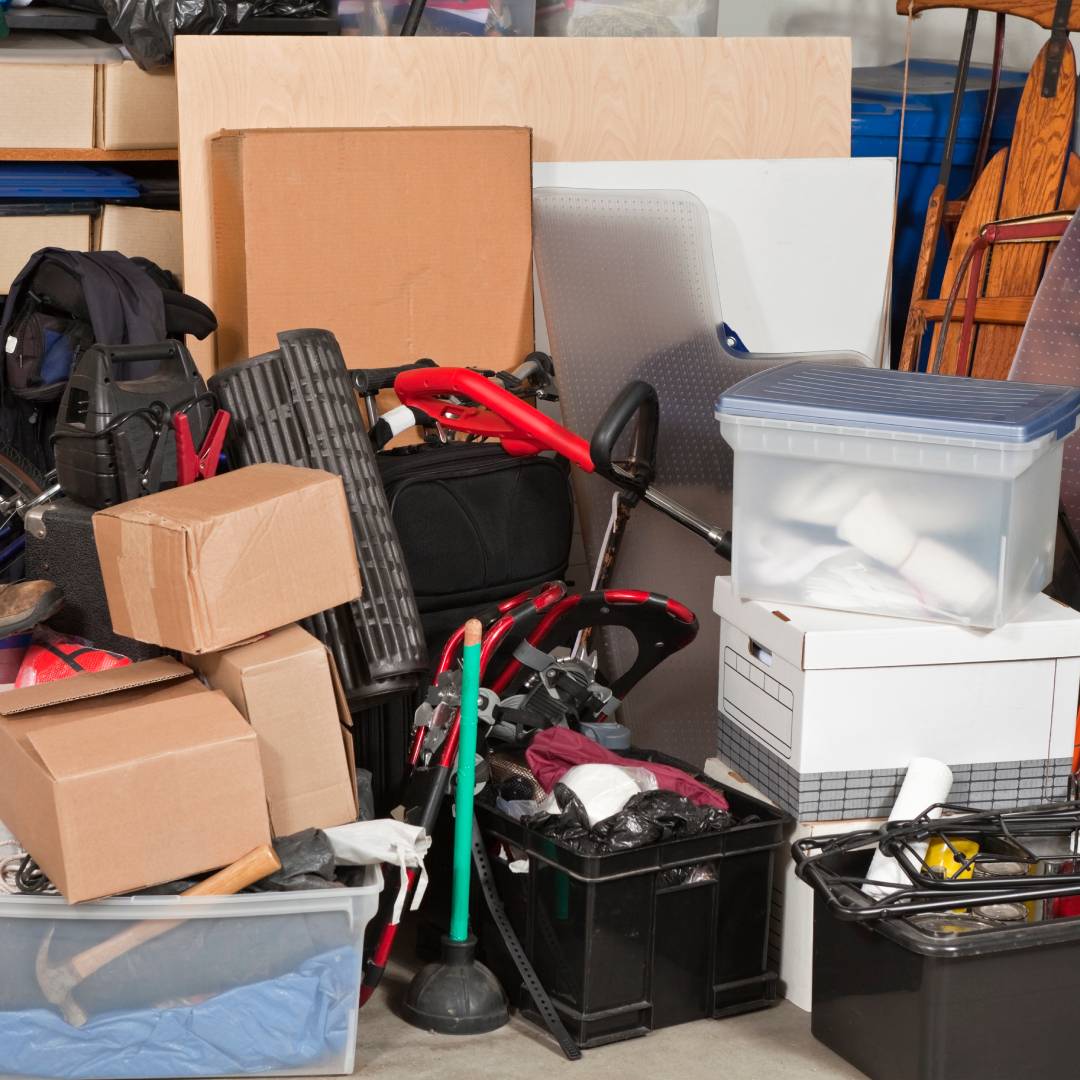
(209, 329), (427, 704)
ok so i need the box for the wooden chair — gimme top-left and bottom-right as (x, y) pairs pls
(898, 0), (1080, 377)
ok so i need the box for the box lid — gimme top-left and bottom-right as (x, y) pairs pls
(24, 690), (250, 781)
(713, 577), (1080, 670)
(0, 657), (191, 716)
(715, 363), (1080, 445)
(92, 463), (329, 530)
(851, 60), (1025, 142)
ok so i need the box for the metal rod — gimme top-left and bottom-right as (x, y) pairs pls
(969, 12), (1006, 187)
(938, 9), (980, 192)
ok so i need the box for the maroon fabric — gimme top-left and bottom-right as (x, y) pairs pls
(526, 727), (729, 812)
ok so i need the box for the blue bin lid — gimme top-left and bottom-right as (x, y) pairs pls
(852, 59), (1026, 141)
(0, 164), (139, 200)
(715, 363), (1080, 444)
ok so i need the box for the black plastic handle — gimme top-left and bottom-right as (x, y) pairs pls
(352, 358), (437, 396)
(589, 380), (659, 491)
(106, 340), (200, 383)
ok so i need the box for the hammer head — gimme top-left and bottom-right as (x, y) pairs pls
(35, 928), (89, 1027)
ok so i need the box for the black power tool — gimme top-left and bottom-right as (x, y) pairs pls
(52, 341), (213, 509)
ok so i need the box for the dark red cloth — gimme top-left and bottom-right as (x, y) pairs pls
(526, 727), (729, 812)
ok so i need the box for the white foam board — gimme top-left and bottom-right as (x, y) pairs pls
(533, 157), (895, 363)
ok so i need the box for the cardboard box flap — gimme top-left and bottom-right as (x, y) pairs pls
(23, 690), (250, 780)
(0, 657), (192, 716)
(713, 577), (1080, 670)
(94, 464), (333, 529)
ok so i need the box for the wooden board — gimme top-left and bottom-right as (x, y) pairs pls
(900, 0), (1080, 31)
(176, 35), (852, 375)
(0, 148), (177, 161)
(926, 148), (1007, 374)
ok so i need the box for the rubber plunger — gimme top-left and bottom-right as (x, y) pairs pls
(402, 619), (510, 1035)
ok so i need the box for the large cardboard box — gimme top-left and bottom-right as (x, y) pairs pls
(713, 576), (1080, 821)
(210, 127), (534, 373)
(97, 62), (178, 150)
(190, 625), (358, 837)
(96, 206), (183, 281)
(0, 48), (176, 151)
(0, 658), (271, 902)
(1, 215), (92, 293)
(1, 63), (95, 147)
(93, 464), (361, 654)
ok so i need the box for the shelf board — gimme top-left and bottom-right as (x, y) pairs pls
(0, 148), (178, 162)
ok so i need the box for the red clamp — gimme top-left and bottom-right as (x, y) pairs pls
(174, 409), (230, 485)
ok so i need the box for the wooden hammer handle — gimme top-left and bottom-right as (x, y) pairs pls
(70, 845), (281, 981)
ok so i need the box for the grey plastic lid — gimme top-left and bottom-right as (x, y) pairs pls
(715, 362), (1080, 444)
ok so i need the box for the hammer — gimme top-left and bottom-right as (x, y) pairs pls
(35, 844), (281, 1027)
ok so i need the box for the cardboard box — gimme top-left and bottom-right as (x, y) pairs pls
(0, 47), (175, 151)
(97, 61), (178, 151)
(0, 61), (95, 149)
(713, 576), (1080, 821)
(210, 127), (534, 374)
(96, 206), (183, 281)
(0, 658), (271, 902)
(190, 625), (358, 836)
(94, 464), (361, 654)
(0, 216), (92, 294)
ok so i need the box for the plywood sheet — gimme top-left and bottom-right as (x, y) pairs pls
(176, 35), (852, 374)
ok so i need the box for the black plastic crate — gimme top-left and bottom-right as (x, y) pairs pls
(811, 849), (1080, 1080)
(476, 750), (787, 1047)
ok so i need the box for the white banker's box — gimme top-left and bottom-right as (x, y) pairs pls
(713, 576), (1080, 821)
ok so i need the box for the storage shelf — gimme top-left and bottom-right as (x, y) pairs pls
(0, 148), (178, 162)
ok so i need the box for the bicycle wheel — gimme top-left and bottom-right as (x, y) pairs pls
(0, 444), (48, 583)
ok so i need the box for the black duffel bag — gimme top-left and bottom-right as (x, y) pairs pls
(378, 439), (574, 660)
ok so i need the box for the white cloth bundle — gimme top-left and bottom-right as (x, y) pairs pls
(325, 820), (432, 924)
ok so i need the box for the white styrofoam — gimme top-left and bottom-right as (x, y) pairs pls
(779, 816), (881, 1013)
(703, 755), (878, 1014)
(532, 158), (894, 362)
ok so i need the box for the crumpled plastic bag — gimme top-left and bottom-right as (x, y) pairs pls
(251, 828), (338, 892)
(527, 788), (734, 856)
(103, 0), (237, 70)
(0, 946), (359, 1078)
(103, 0), (329, 71)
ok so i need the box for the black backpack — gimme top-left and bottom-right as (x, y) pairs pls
(0, 248), (216, 469)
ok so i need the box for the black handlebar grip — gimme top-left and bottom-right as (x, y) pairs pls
(351, 358), (437, 396)
(589, 380), (660, 490)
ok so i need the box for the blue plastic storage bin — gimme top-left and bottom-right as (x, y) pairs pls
(852, 60), (1027, 366)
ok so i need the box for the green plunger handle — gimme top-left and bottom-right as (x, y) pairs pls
(450, 618), (483, 943)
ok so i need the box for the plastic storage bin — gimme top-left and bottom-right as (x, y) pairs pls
(338, 0), (535, 35)
(809, 850), (1080, 1080)
(0, 869), (382, 1079)
(535, 0), (717, 38)
(476, 750), (787, 1048)
(717, 363), (1080, 628)
(851, 61), (1026, 366)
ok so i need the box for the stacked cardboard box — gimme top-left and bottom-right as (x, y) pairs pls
(0, 464), (364, 902)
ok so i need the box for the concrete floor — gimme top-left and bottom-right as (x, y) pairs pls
(346, 964), (865, 1080)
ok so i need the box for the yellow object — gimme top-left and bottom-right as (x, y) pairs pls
(926, 837), (980, 880)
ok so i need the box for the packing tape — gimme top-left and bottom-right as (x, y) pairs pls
(118, 521), (163, 645)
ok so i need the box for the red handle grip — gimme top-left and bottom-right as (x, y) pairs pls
(394, 367), (594, 470)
